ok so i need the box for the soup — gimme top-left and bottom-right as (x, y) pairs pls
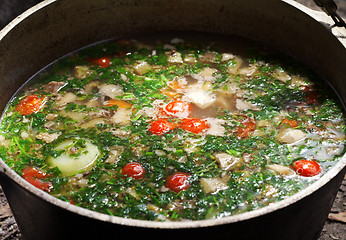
(0, 34), (344, 221)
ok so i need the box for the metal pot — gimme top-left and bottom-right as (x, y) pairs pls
(0, 0), (345, 239)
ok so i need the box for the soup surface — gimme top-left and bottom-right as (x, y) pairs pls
(0, 34), (345, 221)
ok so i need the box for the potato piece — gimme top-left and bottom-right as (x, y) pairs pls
(215, 153), (241, 170)
(267, 164), (296, 176)
(74, 65), (92, 79)
(48, 139), (100, 176)
(200, 177), (228, 194)
(133, 61), (153, 75)
(56, 92), (78, 107)
(166, 51), (183, 64)
(183, 53), (197, 64)
(98, 84), (124, 99)
(276, 128), (306, 144)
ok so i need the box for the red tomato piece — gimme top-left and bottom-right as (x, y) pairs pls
(292, 159), (321, 177)
(149, 119), (176, 135)
(164, 100), (191, 118)
(237, 117), (256, 138)
(22, 166), (47, 179)
(121, 163), (145, 180)
(21, 166), (53, 192)
(89, 57), (111, 68)
(15, 95), (45, 116)
(180, 118), (210, 134)
(166, 172), (190, 193)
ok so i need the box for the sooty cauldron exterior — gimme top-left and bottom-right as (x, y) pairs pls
(0, 0), (345, 239)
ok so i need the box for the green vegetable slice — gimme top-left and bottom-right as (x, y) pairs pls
(47, 138), (100, 176)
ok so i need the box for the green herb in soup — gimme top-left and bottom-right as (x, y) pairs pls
(0, 36), (345, 221)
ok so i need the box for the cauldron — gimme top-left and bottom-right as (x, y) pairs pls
(0, 0), (345, 239)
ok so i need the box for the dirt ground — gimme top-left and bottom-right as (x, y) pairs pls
(0, 0), (345, 239)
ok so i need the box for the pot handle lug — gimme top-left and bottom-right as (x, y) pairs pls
(313, 0), (346, 28)
(284, 0), (346, 48)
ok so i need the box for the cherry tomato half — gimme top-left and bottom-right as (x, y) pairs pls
(88, 57), (111, 68)
(164, 100), (191, 118)
(15, 95), (45, 116)
(149, 119), (176, 135)
(21, 166), (53, 192)
(121, 163), (145, 180)
(166, 172), (190, 193)
(292, 159), (321, 177)
(180, 118), (209, 134)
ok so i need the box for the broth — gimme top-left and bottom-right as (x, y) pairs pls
(0, 33), (345, 221)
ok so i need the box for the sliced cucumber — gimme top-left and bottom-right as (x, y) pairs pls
(48, 138), (100, 176)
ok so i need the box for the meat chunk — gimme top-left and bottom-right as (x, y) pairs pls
(182, 83), (216, 109)
(111, 108), (132, 126)
(276, 128), (306, 144)
(44, 81), (65, 93)
(36, 132), (60, 143)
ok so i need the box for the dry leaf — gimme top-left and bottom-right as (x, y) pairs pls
(328, 212), (346, 223)
(0, 204), (13, 218)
